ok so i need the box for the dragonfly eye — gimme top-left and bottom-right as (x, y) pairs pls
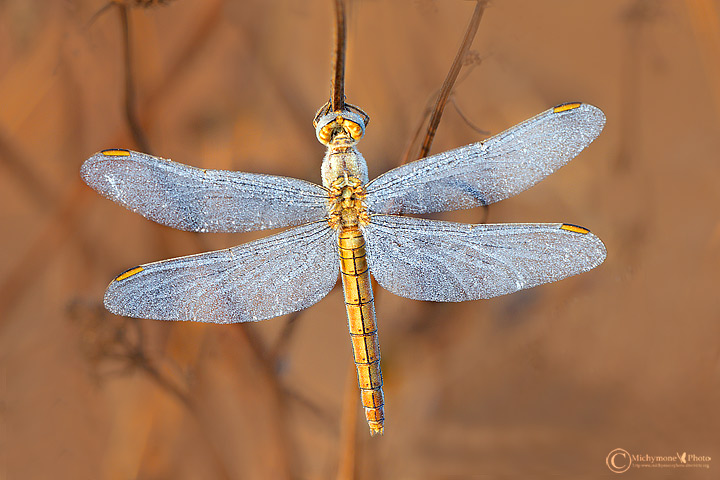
(343, 119), (364, 140)
(314, 109), (367, 146)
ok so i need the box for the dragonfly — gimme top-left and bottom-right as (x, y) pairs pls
(81, 101), (606, 436)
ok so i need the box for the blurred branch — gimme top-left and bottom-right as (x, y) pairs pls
(615, 0), (661, 171)
(336, 360), (359, 480)
(67, 300), (193, 407)
(117, 3), (153, 153)
(89, 0), (178, 153)
(231, 323), (296, 476)
(449, 96), (488, 137)
(401, 0), (487, 164)
(0, 131), (55, 211)
(0, 182), (95, 326)
(1, 2), (224, 323)
(67, 300), (239, 478)
(269, 311), (301, 370)
(685, 0), (720, 124)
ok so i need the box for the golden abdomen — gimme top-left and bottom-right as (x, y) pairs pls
(338, 225), (384, 435)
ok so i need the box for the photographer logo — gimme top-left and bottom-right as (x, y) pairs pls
(606, 448), (711, 473)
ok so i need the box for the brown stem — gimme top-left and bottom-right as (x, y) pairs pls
(331, 0), (347, 112)
(416, 0), (487, 161)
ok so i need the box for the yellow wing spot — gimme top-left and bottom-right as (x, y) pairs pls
(114, 266), (144, 281)
(553, 102), (582, 113)
(561, 223), (590, 234)
(101, 149), (131, 157)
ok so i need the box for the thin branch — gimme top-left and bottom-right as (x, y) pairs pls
(269, 311), (301, 370)
(414, 0), (487, 162)
(117, 3), (153, 153)
(449, 96), (489, 136)
(331, 0), (347, 111)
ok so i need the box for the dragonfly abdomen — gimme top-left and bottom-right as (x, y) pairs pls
(338, 226), (384, 435)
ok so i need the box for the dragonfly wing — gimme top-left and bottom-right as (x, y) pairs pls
(363, 215), (606, 302)
(104, 221), (339, 323)
(365, 103), (605, 215)
(81, 149), (328, 232)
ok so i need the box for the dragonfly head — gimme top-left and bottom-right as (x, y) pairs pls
(314, 103), (369, 147)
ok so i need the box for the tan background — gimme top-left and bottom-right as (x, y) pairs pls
(1, 0), (719, 478)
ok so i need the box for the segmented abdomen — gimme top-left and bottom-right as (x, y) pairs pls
(338, 226), (384, 435)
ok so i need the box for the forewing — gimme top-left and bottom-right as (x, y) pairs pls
(104, 221), (339, 323)
(81, 149), (328, 232)
(365, 103), (605, 215)
(363, 215), (606, 302)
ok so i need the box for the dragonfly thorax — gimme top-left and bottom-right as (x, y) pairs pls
(321, 145), (369, 189)
(327, 174), (369, 230)
(315, 103), (371, 189)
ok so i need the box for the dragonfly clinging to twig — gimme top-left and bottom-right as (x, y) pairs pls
(81, 99), (606, 436)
